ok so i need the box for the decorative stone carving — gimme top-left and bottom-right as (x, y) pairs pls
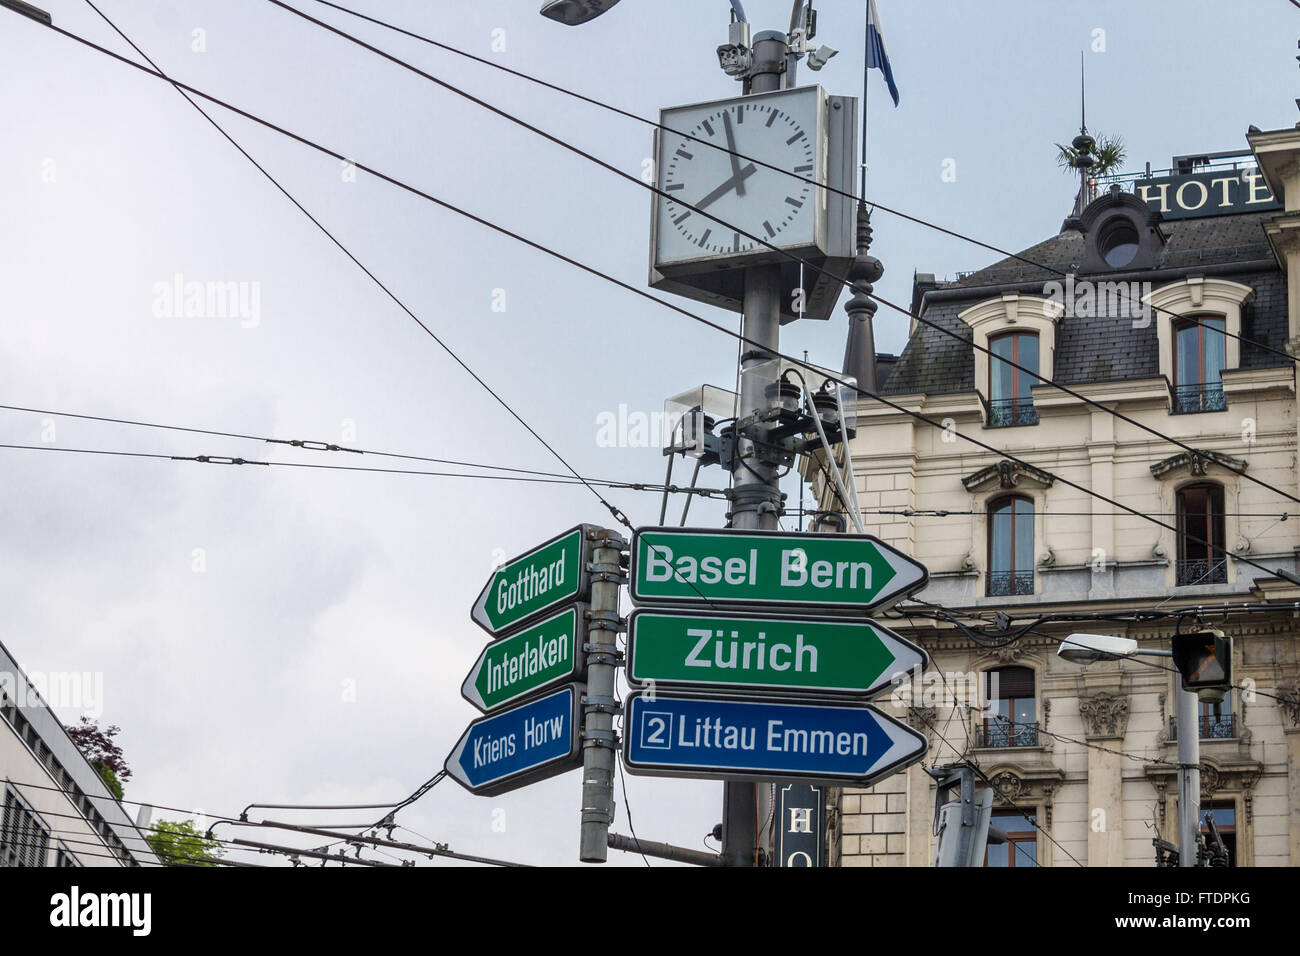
(990, 771), (1024, 800)
(1200, 763), (1222, 797)
(962, 459), (1055, 492)
(1149, 449), (1248, 480)
(906, 706), (938, 741)
(1277, 681), (1300, 729)
(994, 645), (1022, 664)
(1079, 692), (1130, 739)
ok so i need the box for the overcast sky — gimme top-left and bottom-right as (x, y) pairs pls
(1, 0), (1296, 867)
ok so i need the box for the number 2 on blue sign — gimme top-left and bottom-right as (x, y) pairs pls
(642, 711), (672, 750)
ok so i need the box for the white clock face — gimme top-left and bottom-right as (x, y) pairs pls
(654, 88), (824, 268)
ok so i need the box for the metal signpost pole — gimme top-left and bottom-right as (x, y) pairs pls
(580, 528), (627, 862)
(722, 30), (790, 869)
(1176, 685), (1201, 867)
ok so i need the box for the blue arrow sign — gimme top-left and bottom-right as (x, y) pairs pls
(622, 692), (928, 786)
(444, 685), (583, 796)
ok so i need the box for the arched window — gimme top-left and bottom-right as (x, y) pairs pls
(988, 331), (1039, 427)
(1172, 316), (1227, 414)
(981, 666), (1037, 748)
(1176, 483), (1226, 586)
(987, 496), (1034, 596)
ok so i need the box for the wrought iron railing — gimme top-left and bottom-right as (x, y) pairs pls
(987, 570), (1034, 597)
(1176, 559), (1227, 587)
(1168, 714), (1236, 740)
(1172, 382), (1227, 414)
(988, 398), (1038, 428)
(977, 719), (1039, 749)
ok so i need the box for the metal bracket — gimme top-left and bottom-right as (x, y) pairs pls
(581, 728), (619, 750)
(586, 527), (628, 550)
(584, 610), (626, 632)
(581, 695), (623, 715)
(583, 648), (624, 667)
(586, 561), (628, 584)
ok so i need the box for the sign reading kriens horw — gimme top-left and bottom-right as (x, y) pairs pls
(471, 525), (593, 637)
(629, 527), (928, 614)
(462, 605), (585, 713)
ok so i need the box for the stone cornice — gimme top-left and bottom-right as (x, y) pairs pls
(1149, 448), (1248, 480)
(962, 459), (1056, 493)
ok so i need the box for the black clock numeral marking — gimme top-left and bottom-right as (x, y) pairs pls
(763, 221), (776, 238)
(674, 211), (692, 226)
(736, 106), (744, 124)
(702, 119), (715, 137)
(666, 183), (686, 191)
(786, 131), (805, 145)
(785, 197), (803, 208)
(794, 164), (814, 173)
(733, 233), (741, 252)
(675, 149), (693, 160)
(765, 111), (778, 128)
(698, 228), (712, 247)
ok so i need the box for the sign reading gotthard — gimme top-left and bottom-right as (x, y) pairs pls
(472, 525), (593, 637)
(629, 527), (928, 614)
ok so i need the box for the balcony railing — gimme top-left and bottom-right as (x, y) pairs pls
(988, 398), (1038, 428)
(1168, 714), (1236, 740)
(976, 719), (1039, 749)
(1176, 558), (1227, 587)
(1172, 382), (1227, 415)
(987, 570), (1034, 597)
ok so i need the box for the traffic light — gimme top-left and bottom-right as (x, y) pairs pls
(1171, 629), (1232, 696)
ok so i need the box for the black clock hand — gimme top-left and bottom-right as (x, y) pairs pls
(722, 110), (745, 197)
(694, 163), (757, 212)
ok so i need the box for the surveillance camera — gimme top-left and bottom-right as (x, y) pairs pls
(806, 45), (837, 71)
(717, 43), (752, 77)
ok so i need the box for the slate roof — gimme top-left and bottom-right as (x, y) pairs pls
(883, 210), (1287, 396)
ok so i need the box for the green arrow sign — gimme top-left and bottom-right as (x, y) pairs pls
(629, 527), (928, 614)
(462, 605), (586, 713)
(471, 526), (592, 636)
(626, 610), (927, 699)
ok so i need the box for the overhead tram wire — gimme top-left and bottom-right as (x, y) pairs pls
(0, 402), (729, 497)
(18, 19), (1296, 586)
(0, 440), (728, 499)
(76, 1), (634, 535)
(261, 0), (1300, 512)
(305, 0), (1297, 369)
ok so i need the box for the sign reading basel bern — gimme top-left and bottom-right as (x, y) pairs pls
(623, 693), (928, 787)
(444, 685), (583, 797)
(472, 525), (593, 637)
(626, 609), (927, 699)
(461, 605), (586, 713)
(629, 527), (928, 614)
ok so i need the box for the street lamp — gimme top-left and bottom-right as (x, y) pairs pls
(539, 0), (623, 26)
(1057, 632), (1197, 868)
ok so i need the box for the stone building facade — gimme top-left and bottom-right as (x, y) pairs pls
(820, 125), (1300, 867)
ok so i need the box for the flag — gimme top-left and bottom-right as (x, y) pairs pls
(866, 0), (900, 107)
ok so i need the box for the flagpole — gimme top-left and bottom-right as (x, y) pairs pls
(861, 2), (870, 199)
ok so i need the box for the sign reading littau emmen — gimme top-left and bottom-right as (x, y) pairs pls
(623, 693), (928, 787)
(629, 527), (928, 614)
(471, 525), (592, 637)
(626, 610), (927, 699)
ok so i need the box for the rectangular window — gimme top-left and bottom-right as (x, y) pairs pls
(986, 809), (1037, 867)
(1173, 317), (1227, 414)
(988, 332), (1039, 427)
(1, 786), (50, 868)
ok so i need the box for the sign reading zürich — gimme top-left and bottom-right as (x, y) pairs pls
(471, 525), (593, 637)
(626, 609), (927, 700)
(629, 527), (928, 613)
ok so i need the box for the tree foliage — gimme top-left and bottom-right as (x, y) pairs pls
(64, 716), (133, 799)
(146, 819), (225, 867)
(1055, 133), (1128, 177)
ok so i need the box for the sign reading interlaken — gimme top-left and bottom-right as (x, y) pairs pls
(629, 527), (928, 614)
(471, 525), (593, 637)
(462, 605), (585, 713)
(623, 693), (928, 787)
(626, 610), (927, 699)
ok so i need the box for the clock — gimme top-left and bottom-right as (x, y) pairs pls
(651, 85), (831, 274)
